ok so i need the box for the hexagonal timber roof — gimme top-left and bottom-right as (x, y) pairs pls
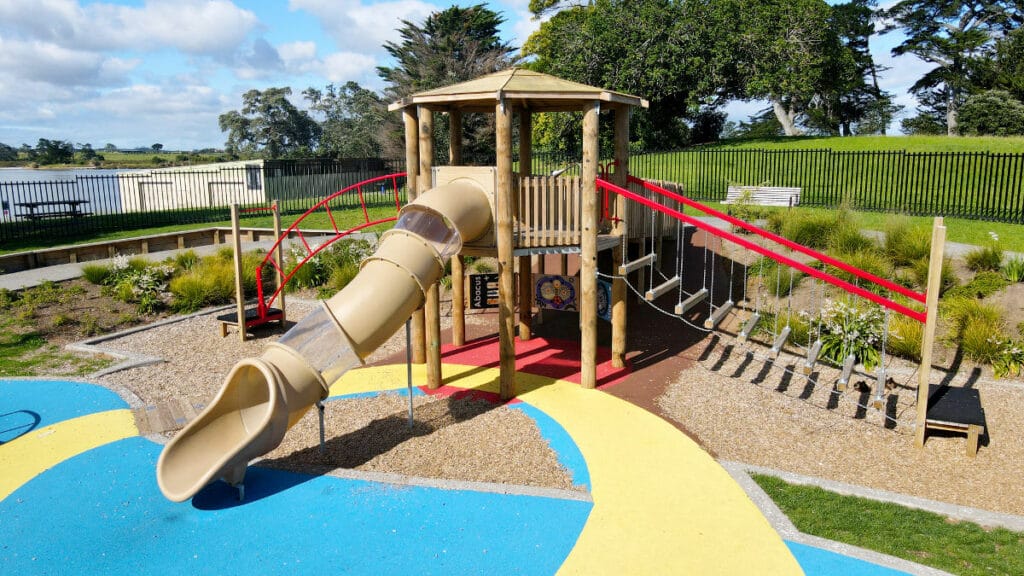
(387, 68), (649, 113)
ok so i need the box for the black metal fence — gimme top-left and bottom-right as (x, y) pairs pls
(527, 148), (1024, 223)
(0, 158), (404, 248)
(3, 148), (1023, 249)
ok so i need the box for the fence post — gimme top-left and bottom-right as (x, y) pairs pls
(915, 216), (946, 448)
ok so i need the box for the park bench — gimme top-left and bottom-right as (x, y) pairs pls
(924, 384), (986, 457)
(724, 186), (801, 208)
(17, 199), (93, 220)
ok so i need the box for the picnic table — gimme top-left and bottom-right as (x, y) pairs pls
(17, 199), (92, 220)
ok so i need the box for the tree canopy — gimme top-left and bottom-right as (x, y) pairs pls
(218, 87), (321, 159)
(377, 4), (517, 162)
(885, 0), (1023, 135)
(304, 82), (387, 158)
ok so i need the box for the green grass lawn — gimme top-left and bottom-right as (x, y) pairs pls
(699, 135), (1024, 153)
(753, 474), (1024, 576)
(629, 135), (1024, 221)
(0, 205), (399, 256)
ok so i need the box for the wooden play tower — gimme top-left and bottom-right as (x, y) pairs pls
(388, 68), (648, 400)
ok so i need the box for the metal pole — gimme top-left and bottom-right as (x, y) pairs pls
(406, 318), (414, 429)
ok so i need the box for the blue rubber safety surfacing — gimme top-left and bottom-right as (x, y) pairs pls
(1, 437), (592, 575)
(1, 380), (919, 575)
(0, 378), (128, 443)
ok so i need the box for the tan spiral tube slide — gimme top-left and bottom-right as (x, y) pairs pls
(156, 177), (493, 502)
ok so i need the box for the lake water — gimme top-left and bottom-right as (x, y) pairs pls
(0, 167), (141, 219)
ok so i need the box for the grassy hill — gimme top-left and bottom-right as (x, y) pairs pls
(698, 135), (1024, 153)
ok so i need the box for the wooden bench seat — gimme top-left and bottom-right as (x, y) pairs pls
(724, 186), (801, 207)
(924, 384), (986, 457)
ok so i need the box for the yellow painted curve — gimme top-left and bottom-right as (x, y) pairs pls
(330, 364), (802, 575)
(0, 410), (138, 500)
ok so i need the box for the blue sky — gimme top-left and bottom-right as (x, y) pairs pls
(0, 0), (927, 151)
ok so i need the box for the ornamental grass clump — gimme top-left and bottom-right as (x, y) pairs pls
(1002, 256), (1024, 283)
(883, 216), (932, 266)
(811, 298), (884, 370)
(965, 231), (1003, 272)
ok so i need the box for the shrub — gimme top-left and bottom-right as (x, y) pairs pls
(82, 263), (113, 285)
(780, 211), (852, 250)
(750, 257), (804, 298)
(811, 298), (884, 370)
(828, 222), (877, 255)
(174, 249), (200, 271)
(888, 313), (923, 361)
(99, 255), (174, 314)
(960, 316), (1006, 364)
(883, 216), (932, 266)
(830, 249), (894, 291)
(0, 288), (13, 310)
(282, 239), (371, 293)
(911, 256), (957, 295)
(1002, 256), (1024, 283)
(958, 90), (1024, 136)
(964, 231), (1003, 272)
(169, 257), (235, 313)
(943, 297), (1005, 339)
(944, 271), (1009, 300)
(991, 338), (1024, 378)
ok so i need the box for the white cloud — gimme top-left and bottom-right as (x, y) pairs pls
(289, 0), (435, 54)
(0, 0), (260, 56)
(0, 36), (136, 86)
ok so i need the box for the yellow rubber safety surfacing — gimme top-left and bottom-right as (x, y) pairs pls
(330, 363), (803, 575)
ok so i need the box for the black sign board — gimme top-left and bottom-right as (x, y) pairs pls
(469, 273), (499, 309)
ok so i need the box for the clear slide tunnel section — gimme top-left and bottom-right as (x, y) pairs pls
(157, 177), (493, 502)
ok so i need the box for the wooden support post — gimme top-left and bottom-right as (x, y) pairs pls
(519, 111), (532, 177)
(611, 105), (630, 369)
(272, 200), (285, 324)
(496, 98), (517, 400)
(452, 255), (466, 346)
(448, 110), (465, 347)
(230, 204), (247, 343)
(404, 107), (424, 364)
(518, 254), (532, 340)
(425, 284), (442, 388)
(449, 110), (462, 166)
(580, 101), (600, 389)
(419, 106), (436, 371)
(916, 217), (946, 448)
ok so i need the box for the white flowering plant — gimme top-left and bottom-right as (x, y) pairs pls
(991, 337), (1024, 379)
(810, 298), (884, 370)
(102, 255), (175, 314)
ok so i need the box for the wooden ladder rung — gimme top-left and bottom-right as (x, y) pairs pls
(801, 339), (823, 374)
(769, 325), (791, 357)
(836, 353), (857, 391)
(736, 312), (760, 343)
(703, 300), (734, 329)
(646, 276), (680, 301)
(618, 252), (656, 275)
(675, 288), (709, 315)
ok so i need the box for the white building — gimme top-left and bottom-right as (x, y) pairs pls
(117, 160), (265, 213)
